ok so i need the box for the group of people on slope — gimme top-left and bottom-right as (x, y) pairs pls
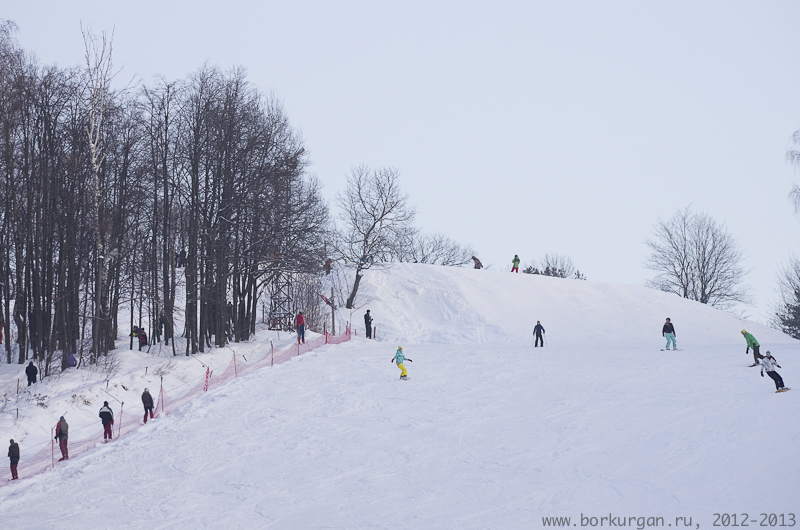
(661, 318), (788, 393)
(8, 388), (156, 481)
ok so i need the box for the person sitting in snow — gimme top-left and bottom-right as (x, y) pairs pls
(392, 346), (412, 380)
(760, 351), (789, 392)
(662, 318), (676, 350)
(741, 329), (764, 366)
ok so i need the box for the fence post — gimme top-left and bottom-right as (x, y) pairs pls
(233, 353), (237, 378)
(271, 342), (274, 366)
(159, 376), (165, 416)
(51, 427), (55, 469)
(118, 402), (124, 439)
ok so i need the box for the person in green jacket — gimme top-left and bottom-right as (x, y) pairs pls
(511, 255), (520, 273)
(741, 329), (765, 366)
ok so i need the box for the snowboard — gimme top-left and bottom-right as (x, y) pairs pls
(661, 349), (682, 351)
(776, 388), (791, 393)
(748, 363), (760, 367)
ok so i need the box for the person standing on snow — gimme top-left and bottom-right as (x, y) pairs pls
(8, 439), (19, 480)
(142, 388), (155, 424)
(364, 310), (373, 339)
(533, 321), (545, 347)
(25, 361), (38, 386)
(511, 255), (520, 273)
(471, 256), (483, 269)
(742, 329), (764, 366)
(139, 328), (148, 351)
(99, 402), (114, 442)
(392, 346), (412, 380)
(55, 416), (69, 461)
(760, 351), (789, 392)
(662, 318), (677, 350)
(295, 312), (306, 344)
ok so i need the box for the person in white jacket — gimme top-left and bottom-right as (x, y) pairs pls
(760, 351), (788, 392)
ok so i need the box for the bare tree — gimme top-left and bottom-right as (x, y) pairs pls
(334, 166), (416, 309)
(772, 256), (800, 339)
(79, 25), (115, 361)
(645, 206), (751, 309)
(394, 232), (474, 266)
(522, 254), (585, 279)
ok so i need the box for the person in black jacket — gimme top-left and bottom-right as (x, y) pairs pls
(25, 361), (38, 386)
(662, 318), (677, 350)
(8, 439), (19, 480)
(533, 321), (545, 347)
(364, 310), (373, 339)
(99, 402), (114, 442)
(142, 388), (155, 424)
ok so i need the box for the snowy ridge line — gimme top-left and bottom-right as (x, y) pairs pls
(0, 327), (351, 488)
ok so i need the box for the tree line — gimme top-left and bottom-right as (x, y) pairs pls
(0, 22), (327, 371)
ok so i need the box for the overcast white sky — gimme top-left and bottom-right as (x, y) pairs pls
(5, 1), (800, 323)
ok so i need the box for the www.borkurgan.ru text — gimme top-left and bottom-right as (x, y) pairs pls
(542, 513), (797, 529)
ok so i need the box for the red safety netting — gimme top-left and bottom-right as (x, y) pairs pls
(0, 327), (350, 487)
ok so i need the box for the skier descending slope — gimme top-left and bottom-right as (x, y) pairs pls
(760, 351), (790, 393)
(392, 346), (412, 380)
(742, 329), (765, 367)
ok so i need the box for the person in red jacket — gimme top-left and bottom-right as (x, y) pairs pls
(296, 312), (305, 344)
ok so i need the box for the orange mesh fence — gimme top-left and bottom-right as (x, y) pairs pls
(0, 327), (350, 487)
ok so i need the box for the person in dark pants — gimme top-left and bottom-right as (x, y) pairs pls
(471, 256), (483, 269)
(742, 329), (764, 366)
(142, 388), (155, 424)
(295, 312), (306, 344)
(55, 416), (69, 461)
(99, 402), (114, 442)
(533, 321), (545, 347)
(139, 329), (148, 351)
(761, 351), (788, 392)
(25, 361), (38, 386)
(364, 310), (373, 339)
(8, 439), (19, 480)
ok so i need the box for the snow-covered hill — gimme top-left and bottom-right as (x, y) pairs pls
(355, 263), (790, 346)
(1, 263), (797, 529)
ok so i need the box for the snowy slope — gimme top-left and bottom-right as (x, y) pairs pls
(355, 263), (790, 347)
(0, 263), (797, 529)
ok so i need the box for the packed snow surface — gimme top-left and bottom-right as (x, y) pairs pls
(1, 263), (797, 529)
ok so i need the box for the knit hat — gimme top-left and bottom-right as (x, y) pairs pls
(144, 388), (149, 393)
(397, 346), (402, 350)
(741, 329), (746, 334)
(766, 351), (772, 356)
(9, 439), (13, 444)
(103, 401), (109, 406)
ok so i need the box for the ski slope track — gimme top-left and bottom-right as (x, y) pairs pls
(1, 263), (797, 529)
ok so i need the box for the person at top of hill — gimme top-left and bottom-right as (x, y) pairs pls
(99, 402), (114, 442)
(471, 256), (483, 269)
(741, 329), (764, 366)
(364, 310), (373, 339)
(392, 346), (412, 380)
(662, 318), (677, 350)
(760, 351), (788, 392)
(533, 321), (545, 347)
(296, 312), (305, 344)
(142, 388), (155, 424)
(511, 255), (520, 273)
